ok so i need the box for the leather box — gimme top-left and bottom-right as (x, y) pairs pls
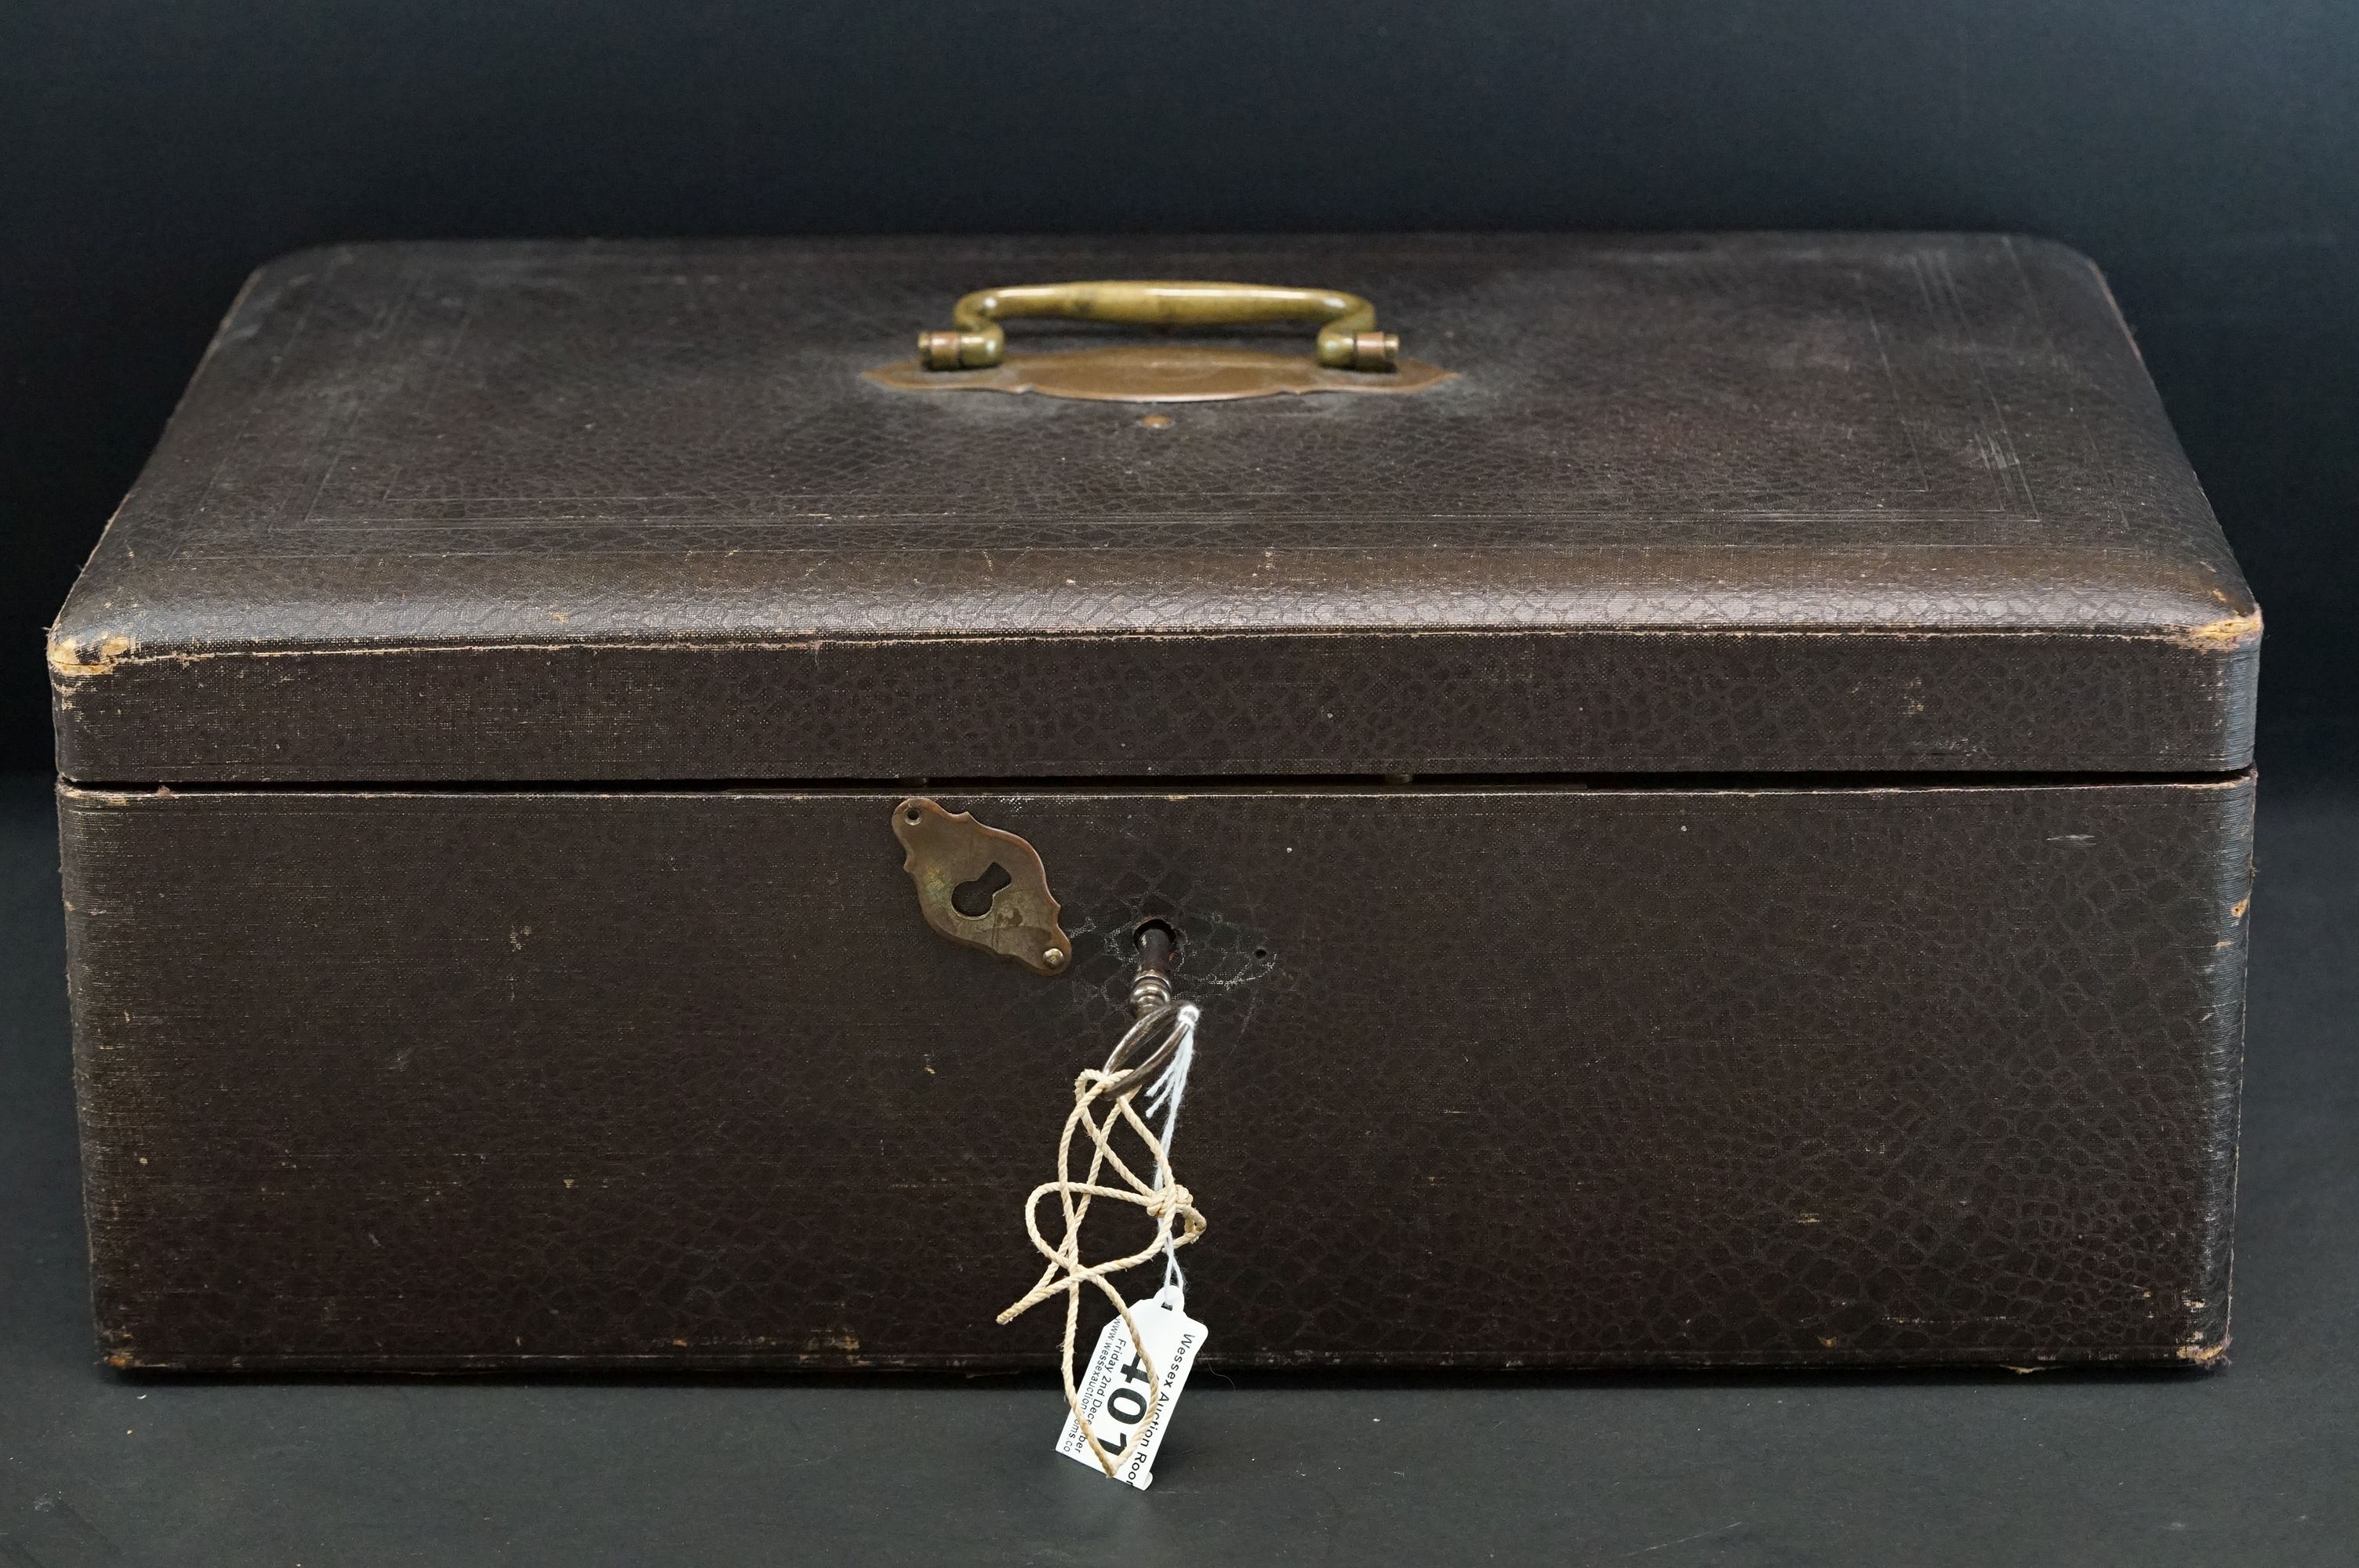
(49, 235), (2259, 1370)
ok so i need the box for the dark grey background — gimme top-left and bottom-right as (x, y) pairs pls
(3, 3), (2354, 1563)
(2, 0), (2354, 779)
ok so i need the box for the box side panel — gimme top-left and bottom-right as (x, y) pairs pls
(60, 778), (2252, 1370)
(2189, 775), (2257, 1360)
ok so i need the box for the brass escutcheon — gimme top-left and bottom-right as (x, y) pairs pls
(892, 798), (1074, 977)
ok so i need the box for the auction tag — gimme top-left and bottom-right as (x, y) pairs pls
(1053, 1287), (1207, 1490)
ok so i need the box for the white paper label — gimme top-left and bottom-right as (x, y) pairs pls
(1053, 1287), (1207, 1490)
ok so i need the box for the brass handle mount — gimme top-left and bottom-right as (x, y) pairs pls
(918, 281), (1401, 373)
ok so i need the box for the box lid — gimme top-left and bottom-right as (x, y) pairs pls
(49, 234), (2258, 784)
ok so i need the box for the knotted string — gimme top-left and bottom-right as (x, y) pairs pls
(998, 1000), (1206, 1478)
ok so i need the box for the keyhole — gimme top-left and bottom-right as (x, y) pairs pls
(951, 862), (1013, 918)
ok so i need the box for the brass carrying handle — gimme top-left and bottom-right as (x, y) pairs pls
(918, 280), (1401, 373)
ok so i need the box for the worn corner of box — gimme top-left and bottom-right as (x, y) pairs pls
(95, 1323), (152, 1374)
(2171, 606), (2263, 652)
(48, 626), (139, 682)
(2176, 1338), (2230, 1370)
(54, 779), (145, 810)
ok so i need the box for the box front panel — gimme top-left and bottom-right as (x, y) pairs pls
(60, 779), (2252, 1370)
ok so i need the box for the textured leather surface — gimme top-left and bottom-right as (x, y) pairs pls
(48, 234), (2258, 782)
(60, 777), (2253, 1370)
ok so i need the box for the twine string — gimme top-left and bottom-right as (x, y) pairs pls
(998, 1000), (1206, 1479)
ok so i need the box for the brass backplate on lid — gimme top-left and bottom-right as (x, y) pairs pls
(892, 798), (1073, 976)
(864, 345), (1456, 403)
